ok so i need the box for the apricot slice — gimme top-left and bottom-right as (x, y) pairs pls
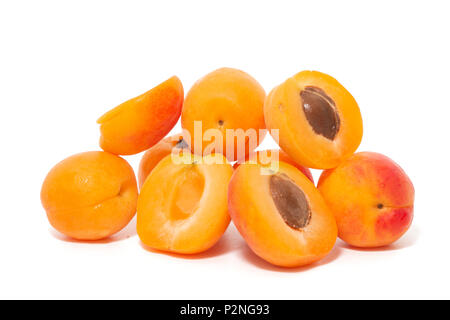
(181, 68), (266, 161)
(234, 149), (314, 183)
(264, 71), (363, 169)
(41, 151), (138, 240)
(318, 152), (414, 248)
(97, 76), (184, 155)
(138, 133), (189, 189)
(228, 161), (337, 267)
(137, 153), (233, 254)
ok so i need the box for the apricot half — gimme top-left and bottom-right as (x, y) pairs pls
(97, 76), (184, 155)
(137, 153), (233, 254)
(264, 71), (363, 169)
(318, 152), (414, 248)
(181, 68), (266, 161)
(41, 151), (138, 240)
(229, 161), (337, 267)
(138, 133), (189, 189)
(234, 149), (314, 183)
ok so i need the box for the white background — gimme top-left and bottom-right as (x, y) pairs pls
(1, 0), (449, 299)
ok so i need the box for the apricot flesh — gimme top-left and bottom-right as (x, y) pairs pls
(264, 71), (363, 169)
(181, 68), (266, 161)
(234, 149), (314, 183)
(318, 152), (414, 248)
(228, 161), (337, 267)
(97, 76), (184, 155)
(137, 153), (233, 254)
(138, 133), (189, 189)
(41, 151), (138, 240)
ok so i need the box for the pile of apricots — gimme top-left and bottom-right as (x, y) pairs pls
(41, 68), (414, 268)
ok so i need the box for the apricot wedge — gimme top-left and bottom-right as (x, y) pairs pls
(97, 76), (184, 155)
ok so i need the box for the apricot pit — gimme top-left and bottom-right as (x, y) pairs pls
(270, 174), (311, 230)
(301, 86), (340, 140)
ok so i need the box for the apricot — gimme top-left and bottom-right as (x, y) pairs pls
(229, 161), (337, 267)
(138, 133), (189, 189)
(264, 71), (363, 169)
(97, 76), (184, 155)
(181, 68), (266, 161)
(317, 152), (414, 248)
(137, 153), (233, 254)
(233, 149), (314, 183)
(41, 151), (138, 240)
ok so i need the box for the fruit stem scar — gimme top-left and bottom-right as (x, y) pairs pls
(269, 173), (311, 230)
(300, 86), (340, 140)
(175, 138), (189, 149)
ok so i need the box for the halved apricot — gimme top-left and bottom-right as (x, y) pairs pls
(228, 161), (337, 267)
(137, 153), (233, 254)
(181, 68), (266, 161)
(138, 133), (189, 189)
(40, 151), (138, 240)
(264, 71), (363, 169)
(233, 149), (314, 183)
(97, 76), (184, 155)
(318, 152), (414, 247)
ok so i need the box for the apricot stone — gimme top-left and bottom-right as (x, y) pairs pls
(138, 133), (189, 189)
(264, 71), (363, 169)
(41, 151), (138, 240)
(181, 68), (266, 161)
(97, 76), (184, 155)
(137, 153), (233, 254)
(229, 161), (337, 267)
(317, 152), (414, 248)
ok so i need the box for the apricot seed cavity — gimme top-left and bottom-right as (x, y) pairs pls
(269, 174), (311, 229)
(300, 86), (340, 140)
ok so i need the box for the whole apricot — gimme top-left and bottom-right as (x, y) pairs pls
(318, 152), (414, 247)
(97, 76), (184, 155)
(181, 68), (266, 161)
(264, 71), (363, 169)
(41, 151), (138, 240)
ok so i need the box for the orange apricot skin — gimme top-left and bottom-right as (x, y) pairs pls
(228, 161), (337, 267)
(181, 68), (266, 161)
(137, 153), (233, 254)
(233, 149), (314, 183)
(41, 151), (138, 240)
(138, 133), (188, 189)
(317, 152), (414, 248)
(264, 71), (363, 169)
(97, 76), (184, 155)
